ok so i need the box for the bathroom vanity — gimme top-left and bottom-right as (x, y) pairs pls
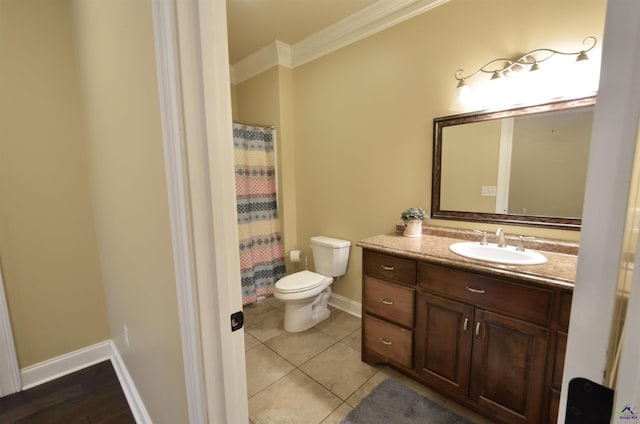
(358, 229), (577, 424)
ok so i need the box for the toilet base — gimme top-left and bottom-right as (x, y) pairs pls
(283, 287), (332, 332)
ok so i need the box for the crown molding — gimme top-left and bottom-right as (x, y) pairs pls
(230, 0), (449, 84)
(292, 0), (449, 68)
(230, 40), (292, 84)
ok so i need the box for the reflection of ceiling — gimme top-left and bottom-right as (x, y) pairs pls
(226, 0), (377, 64)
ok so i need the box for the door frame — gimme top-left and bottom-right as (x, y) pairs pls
(559, 0), (640, 420)
(495, 117), (513, 214)
(0, 265), (21, 396)
(152, 0), (248, 422)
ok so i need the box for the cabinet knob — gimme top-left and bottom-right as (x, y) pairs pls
(475, 322), (481, 339)
(380, 265), (395, 271)
(463, 317), (469, 334)
(378, 337), (393, 346)
(380, 298), (394, 305)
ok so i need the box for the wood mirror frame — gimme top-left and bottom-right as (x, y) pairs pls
(431, 96), (596, 230)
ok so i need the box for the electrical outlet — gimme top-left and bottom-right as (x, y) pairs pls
(124, 325), (130, 350)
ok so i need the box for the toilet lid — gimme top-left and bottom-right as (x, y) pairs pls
(276, 270), (332, 293)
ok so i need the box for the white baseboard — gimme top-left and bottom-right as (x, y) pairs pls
(19, 340), (151, 424)
(110, 341), (153, 424)
(329, 292), (362, 318)
(20, 340), (112, 390)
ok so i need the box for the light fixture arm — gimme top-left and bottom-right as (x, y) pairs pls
(454, 37), (597, 84)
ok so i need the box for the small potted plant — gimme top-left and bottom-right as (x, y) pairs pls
(401, 207), (427, 237)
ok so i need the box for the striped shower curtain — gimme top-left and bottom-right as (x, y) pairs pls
(233, 123), (286, 305)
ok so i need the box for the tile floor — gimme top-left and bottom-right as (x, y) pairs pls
(243, 297), (495, 424)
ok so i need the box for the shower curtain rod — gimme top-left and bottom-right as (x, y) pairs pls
(232, 120), (275, 130)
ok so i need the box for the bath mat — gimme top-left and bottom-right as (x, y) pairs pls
(341, 379), (473, 424)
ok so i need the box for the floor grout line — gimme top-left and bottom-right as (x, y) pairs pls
(245, 302), (367, 423)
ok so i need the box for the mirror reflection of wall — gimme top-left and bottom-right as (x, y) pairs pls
(508, 108), (592, 218)
(438, 103), (593, 221)
(441, 120), (501, 213)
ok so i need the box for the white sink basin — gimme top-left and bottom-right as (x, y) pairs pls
(449, 242), (547, 265)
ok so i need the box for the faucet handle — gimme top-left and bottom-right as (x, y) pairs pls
(473, 229), (488, 245)
(516, 236), (536, 252)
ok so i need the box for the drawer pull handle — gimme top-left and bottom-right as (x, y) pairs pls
(475, 322), (481, 338)
(380, 298), (394, 305)
(466, 286), (486, 294)
(380, 265), (395, 271)
(379, 337), (393, 345)
(463, 317), (469, 334)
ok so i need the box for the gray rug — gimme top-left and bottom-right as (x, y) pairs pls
(341, 379), (473, 424)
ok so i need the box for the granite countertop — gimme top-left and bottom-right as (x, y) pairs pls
(357, 229), (578, 290)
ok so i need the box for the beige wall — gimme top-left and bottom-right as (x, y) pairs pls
(0, 0), (110, 367)
(441, 120), (501, 213)
(70, 0), (188, 422)
(509, 109), (592, 217)
(1, 1), (194, 420)
(233, 0), (606, 303)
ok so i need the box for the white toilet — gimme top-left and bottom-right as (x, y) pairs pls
(274, 236), (351, 332)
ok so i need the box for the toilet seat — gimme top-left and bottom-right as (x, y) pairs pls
(275, 270), (332, 294)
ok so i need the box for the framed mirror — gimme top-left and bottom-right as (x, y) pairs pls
(431, 96), (595, 230)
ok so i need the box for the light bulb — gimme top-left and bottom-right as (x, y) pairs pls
(450, 81), (473, 111)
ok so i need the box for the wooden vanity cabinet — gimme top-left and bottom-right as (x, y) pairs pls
(362, 250), (416, 370)
(361, 249), (571, 424)
(416, 262), (550, 424)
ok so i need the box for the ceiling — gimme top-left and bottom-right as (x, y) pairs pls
(226, 0), (378, 64)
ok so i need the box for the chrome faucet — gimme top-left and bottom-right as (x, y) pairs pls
(496, 228), (507, 248)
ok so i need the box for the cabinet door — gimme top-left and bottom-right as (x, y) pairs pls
(471, 310), (548, 424)
(415, 292), (474, 397)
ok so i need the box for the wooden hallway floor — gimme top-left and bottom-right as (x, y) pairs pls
(0, 360), (135, 424)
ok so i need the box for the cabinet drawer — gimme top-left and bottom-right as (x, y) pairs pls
(363, 315), (413, 369)
(363, 250), (416, 286)
(418, 262), (553, 325)
(364, 277), (415, 328)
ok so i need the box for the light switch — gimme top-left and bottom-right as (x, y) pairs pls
(481, 186), (497, 197)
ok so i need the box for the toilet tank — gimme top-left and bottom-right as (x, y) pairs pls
(310, 236), (351, 277)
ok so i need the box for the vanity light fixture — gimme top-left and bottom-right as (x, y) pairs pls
(451, 37), (597, 110)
